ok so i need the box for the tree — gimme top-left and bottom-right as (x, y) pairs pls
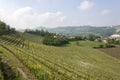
(24, 29), (52, 36)
(0, 21), (16, 35)
(43, 35), (69, 46)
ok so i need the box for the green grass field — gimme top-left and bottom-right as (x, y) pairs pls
(0, 34), (120, 80)
(70, 40), (105, 48)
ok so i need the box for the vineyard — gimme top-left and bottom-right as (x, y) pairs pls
(0, 34), (120, 80)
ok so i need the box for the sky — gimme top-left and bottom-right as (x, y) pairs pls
(0, 0), (120, 29)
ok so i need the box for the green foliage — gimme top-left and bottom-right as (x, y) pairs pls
(74, 36), (83, 40)
(0, 51), (3, 54)
(0, 21), (16, 36)
(99, 44), (104, 48)
(0, 68), (3, 80)
(0, 35), (120, 80)
(72, 41), (105, 48)
(43, 36), (69, 46)
(21, 33), (43, 43)
(87, 35), (100, 41)
(97, 43), (116, 48)
(104, 43), (115, 48)
(24, 29), (53, 36)
(76, 41), (80, 46)
(108, 39), (120, 45)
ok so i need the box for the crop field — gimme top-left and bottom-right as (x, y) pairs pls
(99, 45), (120, 60)
(0, 34), (120, 80)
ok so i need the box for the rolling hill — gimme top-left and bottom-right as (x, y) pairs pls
(30, 26), (117, 37)
(114, 25), (120, 33)
(0, 21), (120, 80)
(47, 26), (116, 37)
(0, 33), (120, 80)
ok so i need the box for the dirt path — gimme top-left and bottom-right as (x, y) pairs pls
(0, 44), (37, 80)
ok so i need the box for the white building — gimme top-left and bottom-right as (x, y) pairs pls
(110, 34), (120, 40)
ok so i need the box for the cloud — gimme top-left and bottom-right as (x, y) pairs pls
(0, 7), (66, 29)
(101, 9), (111, 15)
(78, 0), (95, 10)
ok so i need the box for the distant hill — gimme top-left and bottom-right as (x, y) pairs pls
(114, 25), (120, 33)
(20, 25), (120, 37)
(47, 26), (116, 37)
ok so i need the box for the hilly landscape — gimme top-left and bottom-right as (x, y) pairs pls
(0, 21), (120, 80)
(0, 0), (120, 80)
(47, 26), (117, 37)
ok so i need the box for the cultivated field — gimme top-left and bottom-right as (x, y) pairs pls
(99, 45), (120, 60)
(0, 34), (120, 80)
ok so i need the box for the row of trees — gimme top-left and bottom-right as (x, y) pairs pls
(24, 29), (69, 46)
(0, 21), (16, 36)
(24, 29), (53, 36)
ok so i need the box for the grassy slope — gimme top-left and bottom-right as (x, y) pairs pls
(70, 40), (105, 48)
(0, 53), (3, 80)
(0, 43), (37, 80)
(28, 39), (120, 79)
(22, 33), (120, 79)
(1, 33), (120, 80)
(22, 33), (43, 43)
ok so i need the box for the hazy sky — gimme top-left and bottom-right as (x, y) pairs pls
(0, 0), (120, 29)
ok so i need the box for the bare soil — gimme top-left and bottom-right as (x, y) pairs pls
(99, 45), (120, 60)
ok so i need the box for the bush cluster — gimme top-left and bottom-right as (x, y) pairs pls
(95, 44), (116, 48)
(0, 21), (16, 36)
(24, 29), (52, 36)
(43, 36), (69, 46)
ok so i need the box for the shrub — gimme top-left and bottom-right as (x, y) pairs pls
(99, 44), (104, 48)
(43, 36), (69, 46)
(104, 43), (115, 48)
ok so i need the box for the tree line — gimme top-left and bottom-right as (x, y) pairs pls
(24, 29), (69, 46)
(0, 21), (16, 36)
(24, 29), (53, 36)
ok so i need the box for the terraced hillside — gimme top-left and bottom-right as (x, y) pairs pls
(0, 34), (120, 80)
